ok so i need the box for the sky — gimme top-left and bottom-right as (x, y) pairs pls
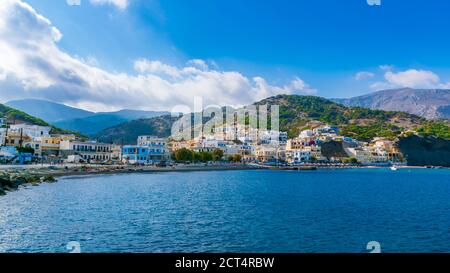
(1, 0), (450, 112)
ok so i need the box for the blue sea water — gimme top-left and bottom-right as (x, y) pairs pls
(0, 168), (449, 253)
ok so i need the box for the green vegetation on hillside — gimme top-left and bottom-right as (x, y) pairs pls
(255, 95), (432, 141)
(96, 115), (179, 144)
(341, 123), (401, 141)
(0, 104), (49, 126)
(0, 104), (83, 137)
(417, 121), (450, 139)
(97, 95), (449, 143)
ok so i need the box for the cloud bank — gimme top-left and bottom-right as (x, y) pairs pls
(0, 0), (316, 112)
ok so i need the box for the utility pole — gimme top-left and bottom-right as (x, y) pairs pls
(120, 138), (124, 162)
(3, 123), (8, 146)
(19, 128), (23, 148)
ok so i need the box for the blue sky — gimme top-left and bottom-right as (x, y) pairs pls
(1, 0), (450, 111)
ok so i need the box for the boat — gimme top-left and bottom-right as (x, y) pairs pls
(390, 166), (398, 171)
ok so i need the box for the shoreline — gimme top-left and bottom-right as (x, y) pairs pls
(1, 163), (448, 196)
(1, 163), (446, 177)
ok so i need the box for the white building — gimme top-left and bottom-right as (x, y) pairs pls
(286, 150), (312, 164)
(9, 124), (51, 140)
(137, 136), (167, 147)
(122, 136), (169, 164)
(60, 140), (112, 162)
(259, 130), (288, 144)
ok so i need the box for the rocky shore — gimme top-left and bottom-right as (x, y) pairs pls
(0, 171), (57, 196)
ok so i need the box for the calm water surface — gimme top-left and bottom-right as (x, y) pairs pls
(0, 169), (449, 253)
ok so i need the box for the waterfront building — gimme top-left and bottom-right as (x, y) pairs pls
(60, 140), (112, 162)
(286, 150), (312, 164)
(345, 147), (373, 164)
(40, 135), (76, 156)
(122, 145), (168, 164)
(111, 144), (122, 161)
(122, 136), (169, 164)
(255, 145), (278, 162)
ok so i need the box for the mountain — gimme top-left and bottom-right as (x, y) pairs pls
(6, 99), (93, 123)
(95, 95), (450, 144)
(97, 109), (168, 121)
(333, 88), (450, 120)
(96, 115), (180, 144)
(53, 114), (129, 136)
(0, 103), (80, 136)
(54, 110), (168, 136)
(6, 99), (168, 136)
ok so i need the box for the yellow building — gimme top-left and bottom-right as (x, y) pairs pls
(41, 135), (76, 152)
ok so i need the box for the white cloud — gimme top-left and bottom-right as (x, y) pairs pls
(0, 0), (316, 112)
(354, 71), (375, 80)
(370, 69), (450, 90)
(285, 77), (317, 95)
(133, 59), (181, 78)
(384, 69), (440, 88)
(90, 0), (129, 10)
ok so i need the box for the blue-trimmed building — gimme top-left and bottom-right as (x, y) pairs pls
(122, 136), (168, 164)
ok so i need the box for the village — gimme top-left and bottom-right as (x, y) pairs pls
(0, 117), (403, 167)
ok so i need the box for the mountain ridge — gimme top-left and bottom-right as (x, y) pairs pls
(6, 99), (168, 135)
(0, 103), (80, 136)
(333, 88), (450, 120)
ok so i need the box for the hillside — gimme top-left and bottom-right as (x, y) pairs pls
(255, 95), (430, 140)
(0, 104), (79, 135)
(7, 99), (168, 135)
(333, 88), (450, 120)
(398, 135), (450, 167)
(95, 115), (180, 144)
(55, 109), (168, 136)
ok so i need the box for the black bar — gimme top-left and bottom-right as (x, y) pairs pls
(1, 253), (448, 272)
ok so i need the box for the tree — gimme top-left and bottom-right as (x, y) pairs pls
(17, 146), (35, 154)
(228, 154), (242, 163)
(199, 151), (213, 162)
(343, 157), (358, 164)
(193, 152), (202, 162)
(174, 148), (194, 162)
(212, 149), (224, 161)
